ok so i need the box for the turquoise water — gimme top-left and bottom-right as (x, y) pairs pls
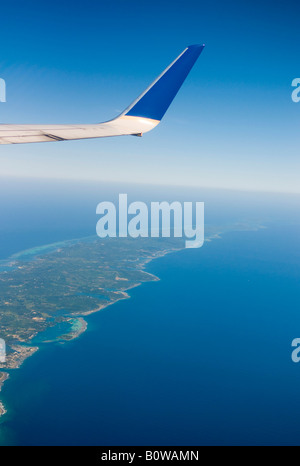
(1, 179), (300, 445)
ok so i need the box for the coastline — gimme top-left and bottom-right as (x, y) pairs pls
(0, 242), (181, 416)
(59, 317), (88, 341)
(0, 402), (7, 417)
(0, 224), (265, 417)
(0, 372), (9, 392)
(2, 345), (39, 370)
(0, 370), (9, 418)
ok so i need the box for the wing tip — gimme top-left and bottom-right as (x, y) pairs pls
(121, 44), (205, 122)
(187, 44), (206, 50)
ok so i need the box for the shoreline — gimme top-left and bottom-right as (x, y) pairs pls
(0, 370), (8, 417)
(0, 243), (181, 415)
(0, 224), (266, 417)
(0, 372), (9, 392)
(0, 401), (7, 417)
(59, 317), (88, 341)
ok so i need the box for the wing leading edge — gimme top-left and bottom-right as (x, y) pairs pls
(0, 45), (205, 145)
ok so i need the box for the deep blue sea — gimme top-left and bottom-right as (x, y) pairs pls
(0, 178), (300, 445)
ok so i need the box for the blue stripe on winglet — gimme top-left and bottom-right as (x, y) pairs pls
(125, 44), (205, 121)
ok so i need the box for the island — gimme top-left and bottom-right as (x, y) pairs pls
(0, 222), (264, 416)
(0, 235), (186, 414)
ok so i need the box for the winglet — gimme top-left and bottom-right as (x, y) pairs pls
(120, 44), (205, 123)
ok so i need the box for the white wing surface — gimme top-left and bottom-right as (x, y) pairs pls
(0, 45), (204, 145)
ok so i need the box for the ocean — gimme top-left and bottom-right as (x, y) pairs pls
(0, 178), (300, 445)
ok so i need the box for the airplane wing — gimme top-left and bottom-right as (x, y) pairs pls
(0, 44), (205, 145)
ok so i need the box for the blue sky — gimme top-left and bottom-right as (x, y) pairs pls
(0, 0), (299, 193)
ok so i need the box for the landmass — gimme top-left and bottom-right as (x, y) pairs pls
(0, 402), (6, 417)
(0, 236), (187, 414)
(59, 317), (88, 341)
(3, 345), (39, 369)
(0, 372), (9, 417)
(0, 223), (265, 416)
(0, 236), (184, 348)
(0, 371), (9, 391)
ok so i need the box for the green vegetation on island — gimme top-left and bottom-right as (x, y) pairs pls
(0, 236), (183, 372)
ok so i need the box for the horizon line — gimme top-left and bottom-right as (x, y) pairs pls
(0, 173), (300, 196)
